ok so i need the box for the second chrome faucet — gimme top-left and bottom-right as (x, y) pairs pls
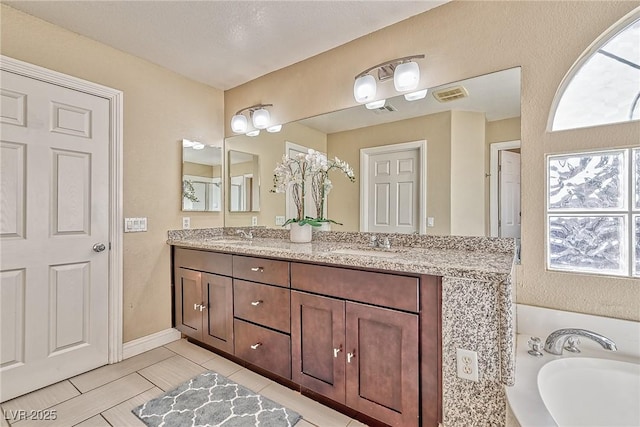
(543, 328), (617, 355)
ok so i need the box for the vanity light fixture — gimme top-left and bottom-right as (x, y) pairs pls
(353, 54), (425, 104)
(266, 124), (282, 133)
(192, 142), (205, 150)
(231, 103), (278, 134)
(182, 139), (206, 149)
(246, 130), (260, 137)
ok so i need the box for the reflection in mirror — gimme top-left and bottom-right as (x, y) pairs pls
(182, 141), (222, 212)
(224, 67), (521, 237)
(228, 150), (260, 212)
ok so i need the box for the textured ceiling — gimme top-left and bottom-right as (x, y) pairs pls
(5, 0), (449, 90)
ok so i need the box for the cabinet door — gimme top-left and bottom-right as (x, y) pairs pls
(201, 273), (234, 354)
(175, 268), (202, 340)
(291, 291), (346, 404)
(345, 302), (419, 427)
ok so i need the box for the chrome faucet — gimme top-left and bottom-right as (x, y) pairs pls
(236, 229), (253, 239)
(543, 328), (617, 355)
(369, 235), (391, 249)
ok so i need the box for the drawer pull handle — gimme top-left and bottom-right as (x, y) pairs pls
(333, 345), (343, 358)
(250, 343), (262, 350)
(250, 267), (264, 272)
(251, 300), (263, 306)
(347, 351), (356, 364)
(194, 303), (205, 312)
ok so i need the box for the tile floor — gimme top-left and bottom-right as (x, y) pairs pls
(1, 339), (367, 427)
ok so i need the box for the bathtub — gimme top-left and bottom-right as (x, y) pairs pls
(506, 305), (640, 427)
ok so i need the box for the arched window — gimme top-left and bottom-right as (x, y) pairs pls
(550, 12), (640, 131)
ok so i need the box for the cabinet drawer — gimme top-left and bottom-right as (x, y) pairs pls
(234, 319), (291, 379)
(291, 263), (419, 313)
(234, 280), (290, 333)
(174, 248), (232, 276)
(232, 255), (290, 287)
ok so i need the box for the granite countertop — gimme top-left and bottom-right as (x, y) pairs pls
(167, 235), (514, 282)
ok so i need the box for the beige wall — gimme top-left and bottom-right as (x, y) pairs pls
(328, 112), (452, 234)
(183, 161), (216, 178)
(450, 111), (486, 236)
(1, 5), (225, 342)
(226, 1), (640, 321)
(225, 122), (327, 227)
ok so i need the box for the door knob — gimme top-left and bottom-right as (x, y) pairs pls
(93, 243), (106, 253)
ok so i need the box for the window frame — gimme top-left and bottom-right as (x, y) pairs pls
(546, 147), (639, 277)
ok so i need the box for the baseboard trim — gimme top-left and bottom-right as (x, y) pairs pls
(122, 328), (181, 359)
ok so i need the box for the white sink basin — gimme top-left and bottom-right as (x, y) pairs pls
(330, 248), (399, 258)
(538, 357), (640, 426)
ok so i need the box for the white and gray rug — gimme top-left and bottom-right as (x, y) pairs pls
(132, 371), (302, 427)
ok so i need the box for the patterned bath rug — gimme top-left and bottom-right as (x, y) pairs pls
(132, 371), (302, 427)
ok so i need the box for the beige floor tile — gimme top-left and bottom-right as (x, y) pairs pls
(137, 355), (207, 392)
(15, 373), (153, 427)
(201, 355), (243, 377)
(295, 419), (318, 427)
(70, 346), (175, 393)
(259, 383), (351, 427)
(1, 381), (80, 414)
(73, 414), (110, 427)
(227, 368), (274, 393)
(101, 387), (163, 427)
(164, 339), (217, 365)
(347, 419), (369, 426)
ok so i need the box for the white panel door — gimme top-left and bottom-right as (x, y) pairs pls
(367, 148), (419, 233)
(499, 150), (521, 238)
(0, 70), (110, 401)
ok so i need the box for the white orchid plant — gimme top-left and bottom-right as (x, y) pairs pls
(272, 149), (355, 227)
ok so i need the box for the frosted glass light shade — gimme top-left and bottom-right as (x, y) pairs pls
(266, 124), (282, 133)
(394, 61), (420, 92)
(246, 130), (260, 137)
(231, 114), (248, 133)
(404, 89), (428, 101)
(252, 108), (270, 129)
(365, 99), (386, 109)
(354, 74), (377, 103)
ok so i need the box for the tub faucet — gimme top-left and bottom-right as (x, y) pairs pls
(543, 328), (617, 355)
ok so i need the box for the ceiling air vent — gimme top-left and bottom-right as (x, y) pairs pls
(372, 104), (398, 114)
(433, 86), (469, 103)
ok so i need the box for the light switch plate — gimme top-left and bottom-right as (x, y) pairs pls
(275, 216), (286, 226)
(125, 217), (147, 233)
(427, 217), (435, 227)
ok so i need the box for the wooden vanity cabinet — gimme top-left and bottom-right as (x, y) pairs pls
(291, 263), (421, 427)
(174, 249), (234, 354)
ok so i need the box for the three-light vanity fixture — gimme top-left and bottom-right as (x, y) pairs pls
(182, 139), (205, 150)
(353, 54), (428, 109)
(230, 103), (282, 136)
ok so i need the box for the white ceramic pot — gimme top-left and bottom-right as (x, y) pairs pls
(290, 223), (312, 243)
(313, 222), (331, 232)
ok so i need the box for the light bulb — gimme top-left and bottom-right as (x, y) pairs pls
(266, 124), (282, 133)
(252, 108), (270, 129)
(353, 74), (377, 103)
(365, 99), (386, 109)
(394, 61), (420, 92)
(231, 114), (248, 133)
(404, 89), (428, 101)
(246, 130), (260, 137)
(182, 139), (194, 147)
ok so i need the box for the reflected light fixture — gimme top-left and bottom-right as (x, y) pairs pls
(267, 124), (282, 133)
(231, 103), (280, 134)
(353, 54), (425, 104)
(404, 89), (428, 101)
(246, 130), (260, 137)
(365, 99), (386, 110)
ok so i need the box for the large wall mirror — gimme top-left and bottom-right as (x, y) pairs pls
(228, 150), (260, 212)
(182, 141), (222, 212)
(225, 67), (521, 237)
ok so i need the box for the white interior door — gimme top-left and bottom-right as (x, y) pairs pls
(499, 150), (521, 238)
(364, 146), (420, 233)
(1, 70), (110, 401)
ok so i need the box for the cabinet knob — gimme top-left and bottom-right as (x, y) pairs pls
(250, 267), (264, 272)
(250, 342), (262, 350)
(251, 300), (263, 306)
(347, 351), (356, 363)
(333, 346), (343, 358)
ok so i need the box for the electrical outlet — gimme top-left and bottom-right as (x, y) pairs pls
(251, 216), (258, 226)
(456, 348), (479, 382)
(427, 217), (435, 227)
(182, 217), (190, 230)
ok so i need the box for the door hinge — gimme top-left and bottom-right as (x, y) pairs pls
(109, 242), (112, 250)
